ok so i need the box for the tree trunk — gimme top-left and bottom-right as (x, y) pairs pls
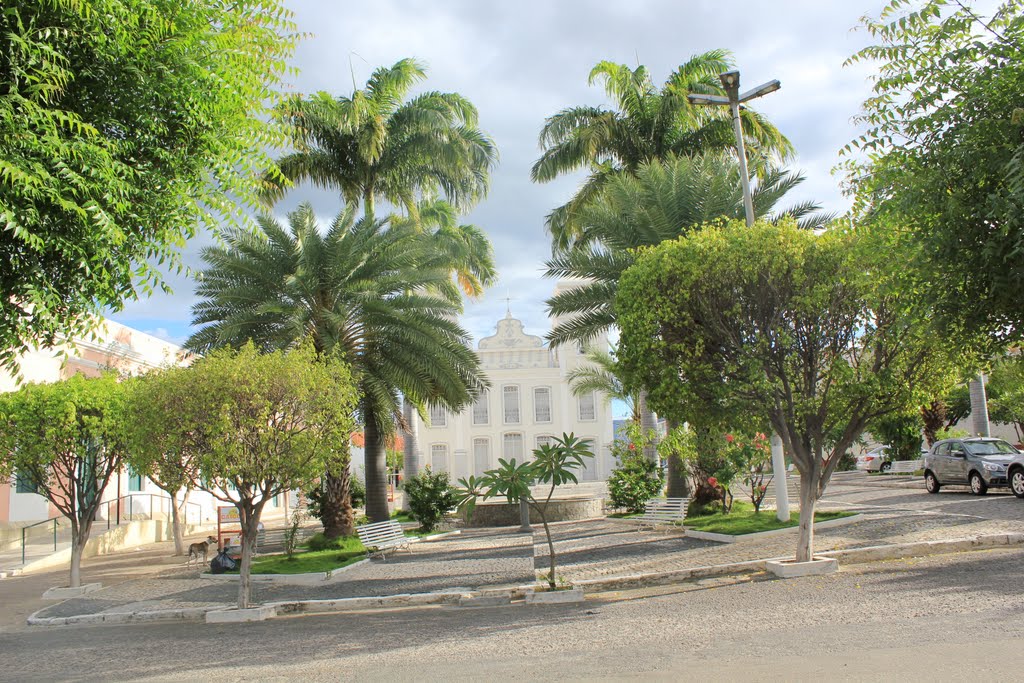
(795, 473), (817, 563)
(321, 468), (354, 539)
(170, 489), (184, 556)
(364, 405), (390, 523)
(403, 398), (421, 480)
(920, 400), (947, 447)
(237, 508), (262, 610)
(664, 418), (690, 498)
(538, 509), (556, 589)
(69, 530), (83, 589)
(638, 391), (658, 463)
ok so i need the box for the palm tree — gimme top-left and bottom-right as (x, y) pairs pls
(531, 54), (794, 251)
(568, 347), (640, 423)
(265, 58), (498, 218)
(186, 203), (487, 526)
(262, 58), (497, 517)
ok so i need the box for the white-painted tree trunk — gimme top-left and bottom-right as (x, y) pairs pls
(969, 374), (990, 437)
(770, 433), (790, 523)
(403, 398), (421, 480)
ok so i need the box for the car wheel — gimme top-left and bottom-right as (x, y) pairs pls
(925, 471), (941, 494)
(969, 472), (988, 496)
(1011, 468), (1024, 500)
(880, 461), (891, 473)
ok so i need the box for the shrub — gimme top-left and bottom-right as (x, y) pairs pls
(403, 469), (459, 532)
(306, 532), (346, 552)
(607, 439), (664, 513)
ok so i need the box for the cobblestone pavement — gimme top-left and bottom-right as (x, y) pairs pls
(25, 474), (1024, 621)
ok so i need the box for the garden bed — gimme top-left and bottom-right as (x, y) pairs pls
(685, 501), (855, 537)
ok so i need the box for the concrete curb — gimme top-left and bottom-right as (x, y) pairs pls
(26, 532), (1024, 627)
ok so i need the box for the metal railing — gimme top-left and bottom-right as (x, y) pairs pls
(15, 494), (204, 566)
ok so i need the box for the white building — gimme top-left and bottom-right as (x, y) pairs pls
(407, 295), (616, 482)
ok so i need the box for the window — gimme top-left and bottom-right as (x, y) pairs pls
(473, 438), (490, 475)
(503, 386), (520, 424)
(15, 470), (37, 494)
(429, 404), (447, 428)
(127, 466), (143, 492)
(503, 433), (524, 461)
(533, 387), (552, 423)
(535, 435), (554, 449)
(578, 391), (596, 421)
(472, 391), (489, 425)
(431, 444), (448, 471)
(580, 438), (597, 481)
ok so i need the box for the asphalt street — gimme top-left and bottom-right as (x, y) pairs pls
(2, 546), (1023, 681)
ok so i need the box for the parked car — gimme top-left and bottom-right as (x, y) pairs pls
(1008, 452), (1024, 499)
(923, 437), (1021, 495)
(856, 446), (891, 472)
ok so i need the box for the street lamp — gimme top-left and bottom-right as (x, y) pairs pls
(687, 70), (791, 523)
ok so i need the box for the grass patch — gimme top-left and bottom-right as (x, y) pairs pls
(403, 526), (449, 537)
(390, 510), (415, 523)
(685, 500), (854, 536)
(606, 511), (642, 519)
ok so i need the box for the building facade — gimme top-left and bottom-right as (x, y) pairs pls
(409, 298), (616, 483)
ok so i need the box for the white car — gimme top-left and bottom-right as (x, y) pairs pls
(856, 447), (891, 472)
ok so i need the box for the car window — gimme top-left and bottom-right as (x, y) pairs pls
(934, 442), (949, 456)
(949, 442), (965, 455)
(964, 440), (1018, 455)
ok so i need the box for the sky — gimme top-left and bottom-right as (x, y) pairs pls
(110, 0), (884, 354)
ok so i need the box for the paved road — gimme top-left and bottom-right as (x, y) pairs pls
(1, 546), (1022, 681)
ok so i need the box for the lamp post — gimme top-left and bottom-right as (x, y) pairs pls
(687, 70), (791, 523)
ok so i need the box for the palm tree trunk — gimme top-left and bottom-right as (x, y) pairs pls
(364, 189), (375, 220)
(664, 418), (690, 498)
(639, 391), (658, 463)
(403, 398), (421, 480)
(321, 469), (354, 539)
(363, 402), (390, 523)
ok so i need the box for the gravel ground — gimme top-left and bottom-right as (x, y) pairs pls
(2, 546), (1022, 681)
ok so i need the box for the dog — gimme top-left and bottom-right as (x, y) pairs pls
(187, 536), (218, 567)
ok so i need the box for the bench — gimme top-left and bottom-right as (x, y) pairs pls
(356, 520), (410, 560)
(889, 459), (922, 475)
(637, 497), (688, 531)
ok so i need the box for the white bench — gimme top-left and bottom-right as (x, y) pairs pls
(889, 459), (923, 475)
(356, 520), (410, 560)
(637, 497), (688, 531)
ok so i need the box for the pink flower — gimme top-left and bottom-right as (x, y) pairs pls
(725, 434), (735, 443)
(760, 485), (767, 492)
(628, 443), (636, 451)
(707, 476), (718, 488)
(756, 432), (767, 441)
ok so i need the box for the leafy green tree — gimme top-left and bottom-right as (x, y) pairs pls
(531, 54), (794, 250)
(126, 367), (203, 556)
(0, 373), (131, 587)
(458, 434), (594, 589)
(845, 0), (1024, 340)
(403, 469), (459, 533)
(616, 220), (952, 562)
(265, 58), (497, 218)
(0, 0), (297, 373)
(606, 423), (664, 513)
(870, 412), (924, 463)
(161, 342), (357, 609)
(987, 355), (1024, 443)
(186, 204), (486, 525)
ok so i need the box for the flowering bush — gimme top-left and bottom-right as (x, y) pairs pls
(720, 432), (773, 513)
(607, 422), (664, 513)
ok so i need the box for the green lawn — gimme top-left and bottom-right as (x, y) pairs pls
(390, 510), (415, 523)
(607, 511), (642, 519)
(685, 500), (854, 536)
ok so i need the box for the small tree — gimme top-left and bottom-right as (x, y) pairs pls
(404, 470), (459, 533)
(0, 373), (131, 587)
(154, 342), (357, 608)
(618, 220), (954, 562)
(459, 433), (593, 589)
(722, 433), (773, 513)
(126, 367), (203, 555)
(607, 422), (664, 513)
(870, 412), (924, 462)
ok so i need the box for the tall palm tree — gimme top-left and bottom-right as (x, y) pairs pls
(186, 203), (487, 525)
(262, 58), (497, 515)
(265, 58), (498, 219)
(531, 54), (794, 251)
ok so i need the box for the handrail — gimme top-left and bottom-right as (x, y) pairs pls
(17, 494), (205, 565)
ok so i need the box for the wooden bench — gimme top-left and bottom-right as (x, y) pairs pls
(889, 459), (922, 475)
(356, 520), (410, 560)
(637, 497), (688, 531)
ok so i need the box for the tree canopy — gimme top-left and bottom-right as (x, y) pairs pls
(0, 0), (297, 373)
(844, 0), (1024, 340)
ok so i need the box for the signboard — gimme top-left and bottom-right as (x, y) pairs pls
(217, 506), (243, 558)
(218, 506), (240, 524)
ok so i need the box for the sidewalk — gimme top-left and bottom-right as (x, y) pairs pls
(17, 480), (1024, 626)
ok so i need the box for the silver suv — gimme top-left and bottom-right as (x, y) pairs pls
(923, 438), (1020, 495)
(1008, 453), (1024, 499)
